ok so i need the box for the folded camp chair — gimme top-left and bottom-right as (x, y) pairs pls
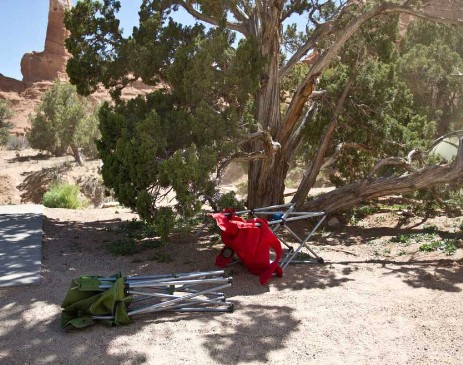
(61, 270), (233, 329)
(212, 210), (283, 285)
(212, 203), (325, 282)
(242, 203), (326, 268)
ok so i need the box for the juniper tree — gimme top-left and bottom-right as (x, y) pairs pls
(65, 0), (463, 221)
(28, 80), (100, 165)
(0, 100), (13, 146)
(397, 20), (463, 135)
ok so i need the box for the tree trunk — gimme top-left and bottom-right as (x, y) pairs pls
(304, 138), (463, 213)
(70, 144), (84, 166)
(247, 2), (285, 208)
(248, 152), (289, 208)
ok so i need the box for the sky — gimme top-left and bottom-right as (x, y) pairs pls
(0, 0), (147, 80)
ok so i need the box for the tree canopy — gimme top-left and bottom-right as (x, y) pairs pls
(65, 0), (463, 224)
(28, 80), (100, 165)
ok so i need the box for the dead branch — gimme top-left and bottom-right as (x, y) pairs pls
(367, 157), (416, 179)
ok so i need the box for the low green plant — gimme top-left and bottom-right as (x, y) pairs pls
(390, 232), (435, 246)
(390, 234), (413, 245)
(42, 183), (85, 209)
(118, 218), (157, 238)
(422, 224), (438, 234)
(106, 238), (139, 256)
(347, 204), (381, 225)
(419, 239), (459, 255)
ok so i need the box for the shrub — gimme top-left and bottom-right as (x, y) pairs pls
(0, 100), (13, 146)
(42, 183), (84, 209)
(419, 239), (458, 256)
(6, 135), (29, 151)
(106, 238), (139, 256)
(27, 80), (100, 164)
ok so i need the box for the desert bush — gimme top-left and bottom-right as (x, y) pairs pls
(6, 135), (29, 151)
(106, 238), (139, 256)
(28, 80), (100, 164)
(0, 100), (13, 145)
(42, 183), (86, 209)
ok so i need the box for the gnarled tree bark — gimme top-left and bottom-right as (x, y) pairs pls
(303, 138), (463, 213)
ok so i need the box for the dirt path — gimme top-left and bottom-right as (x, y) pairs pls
(0, 206), (462, 365)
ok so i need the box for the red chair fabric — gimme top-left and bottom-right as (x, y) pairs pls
(212, 210), (283, 285)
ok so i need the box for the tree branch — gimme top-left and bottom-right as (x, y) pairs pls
(321, 142), (378, 170)
(229, 3), (249, 22)
(279, 1), (463, 150)
(217, 130), (281, 176)
(279, 23), (329, 78)
(292, 74), (354, 207)
(281, 0), (304, 22)
(304, 137), (463, 213)
(177, 1), (247, 35)
(367, 157), (416, 179)
(286, 102), (318, 157)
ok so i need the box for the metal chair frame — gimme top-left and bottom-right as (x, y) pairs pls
(93, 270), (234, 321)
(230, 203), (326, 268)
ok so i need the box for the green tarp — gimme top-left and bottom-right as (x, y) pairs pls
(61, 273), (133, 329)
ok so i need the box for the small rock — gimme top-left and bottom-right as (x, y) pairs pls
(101, 202), (120, 208)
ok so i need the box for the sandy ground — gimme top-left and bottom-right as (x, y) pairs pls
(0, 148), (463, 364)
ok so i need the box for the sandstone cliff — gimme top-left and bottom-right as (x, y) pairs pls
(20, 0), (72, 85)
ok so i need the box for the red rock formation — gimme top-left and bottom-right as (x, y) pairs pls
(20, 0), (72, 85)
(0, 73), (26, 93)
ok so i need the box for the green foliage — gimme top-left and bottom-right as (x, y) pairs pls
(390, 234), (413, 245)
(106, 218), (170, 257)
(153, 207), (175, 243)
(106, 238), (139, 256)
(0, 100), (13, 146)
(298, 15), (461, 189)
(213, 191), (246, 212)
(347, 204), (382, 225)
(390, 230), (460, 255)
(419, 239), (458, 256)
(77, 6), (264, 223)
(43, 183), (85, 209)
(398, 20), (463, 134)
(27, 80), (100, 161)
(6, 135), (29, 151)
